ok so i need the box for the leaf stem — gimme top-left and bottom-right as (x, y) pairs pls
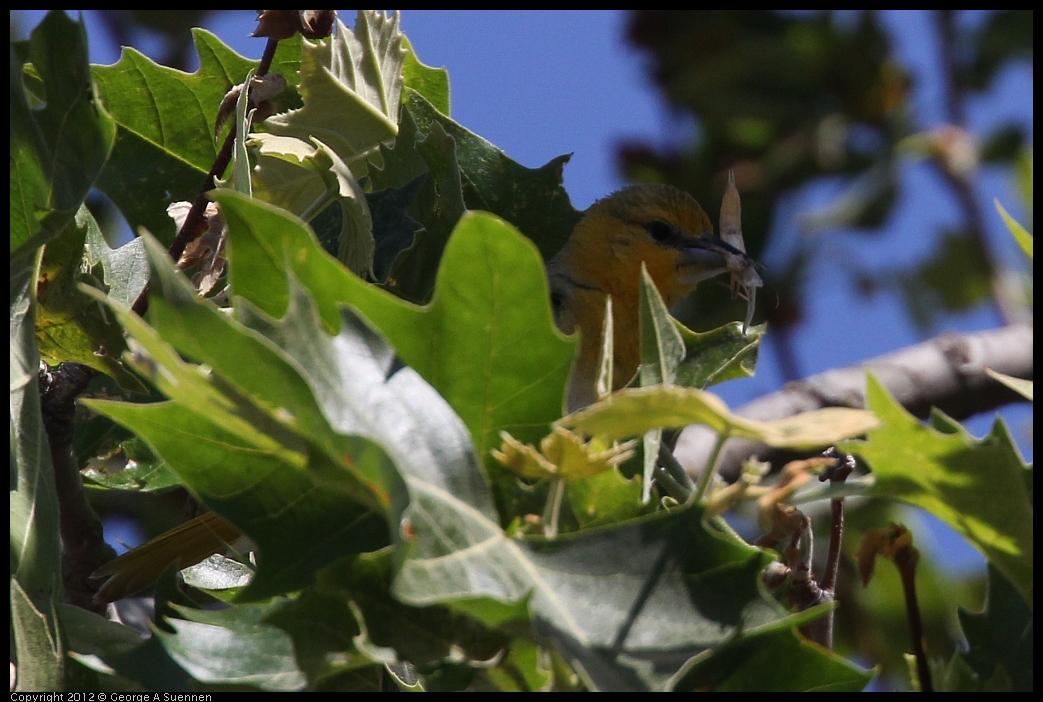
(656, 443), (694, 501)
(896, 547), (932, 692)
(543, 479), (566, 539)
(692, 432), (726, 504)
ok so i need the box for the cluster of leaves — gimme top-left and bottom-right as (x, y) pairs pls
(10, 11), (1031, 692)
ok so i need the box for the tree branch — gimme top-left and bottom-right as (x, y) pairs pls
(675, 323), (1033, 482)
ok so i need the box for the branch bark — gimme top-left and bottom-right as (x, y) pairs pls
(675, 323), (1033, 482)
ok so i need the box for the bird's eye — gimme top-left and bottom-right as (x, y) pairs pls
(646, 220), (674, 243)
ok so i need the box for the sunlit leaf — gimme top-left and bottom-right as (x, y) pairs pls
(155, 603), (307, 691)
(841, 374), (1033, 605)
(994, 199), (1032, 261)
(985, 368), (1032, 402)
(35, 206), (145, 392)
(92, 28), (300, 241)
(563, 385), (879, 450)
(264, 12), (405, 174)
(12, 11), (115, 258)
(218, 192), (575, 480)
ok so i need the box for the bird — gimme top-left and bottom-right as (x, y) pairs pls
(548, 182), (757, 411)
(91, 182), (758, 602)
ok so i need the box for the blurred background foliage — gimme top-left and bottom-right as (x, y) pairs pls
(622, 10), (1032, 381)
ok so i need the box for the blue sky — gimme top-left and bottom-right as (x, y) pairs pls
(14, 11), (1033, 574)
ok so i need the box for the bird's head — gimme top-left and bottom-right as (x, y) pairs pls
(553, 183), (743, 310)
(549, 183), (758, 410)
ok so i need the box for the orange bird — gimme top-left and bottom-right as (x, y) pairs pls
(548, 183), (757, 410)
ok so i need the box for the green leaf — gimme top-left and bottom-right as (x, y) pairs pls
(264, 12), (405, 174)
(36, 206), (146, 391)
(512, 507), (791, 691)
(393, 475), (796, 691)
(369, 107), (467, 302)
(155, 603), (307, 691)
(637, 267), (684, 500)
(218, 192), (576, 481)
(323, 551), (508, 670)
(83, 211), (149, 309)
(261, 589), (371, 689)
(11, 579), (65, 692)
(638, 265), (684, 386)
(671, 624), (874, 691)
(957, 564), (1032, 691)
(674, 321), (764, 388)
(994, 199), (1032, 261)
(62, 603), (193, 691)
(565, 466), (647, 529)
(842, 373), (1033, 605)
(210, 192), (800, 690)
(564, 385), (880, 450)
(83, 236), (396, 599)
(10, 250), (62, 597)
(368, 173), (427, 283)
(91, 28), (301, 241)
(249, 133), (374, 276)
(402, 36), (450, 116)
(404, 90), (583, 262)
(11, 10), (116, 258)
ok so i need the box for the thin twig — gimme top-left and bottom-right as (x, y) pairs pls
(133, 36), (281, 317)
(817, 448), (855, 650)
(895, 547), (932, 692)
(820, 449), (855, 593)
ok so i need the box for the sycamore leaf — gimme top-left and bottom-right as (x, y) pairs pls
(263, 11), (406, 175)
(636, 267), (682, 501)
(673, 321), (764, 388)
(402, 90), (582, 262)
(12, 11), (115, 258)
(370, 109), (466, 303)
(35, 206), (145, 392)
(155, 603), (307, 691)
(217, 192), (575, 485)
(83, 234), (397, 600)
(841, 374), (1033, 605)
(670, 624), (873, 691)
(91, 27), (301, 241)
(957, 564), (1032, 691)
(214, 192), (815, 690)
(249, 133), (374, 276)
(563, 385), (879, 451)
(402, 36), (450, 116)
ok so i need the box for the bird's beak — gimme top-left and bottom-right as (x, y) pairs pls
(675, 235), (750, 287)
(677, 235), (764, 333)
